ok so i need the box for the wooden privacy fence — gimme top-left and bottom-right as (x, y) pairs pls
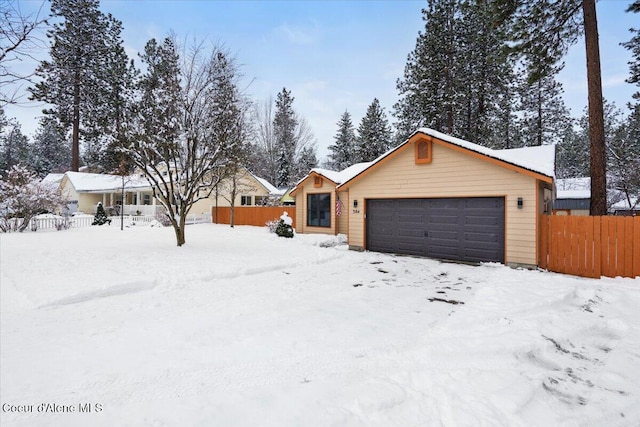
(539, 215), (640, 279)
(212, 206), (296, 227)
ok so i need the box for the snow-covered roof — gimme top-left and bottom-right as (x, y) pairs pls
(64, 172), (151, 193)
(416, 128), (556, 178)
(555, 177), (638, 210)
(309, 162), (373, 185)
(335, 128), (555, 190)
(252, 175), (284, 196)
(555, 177), (591, 200)
(41, 173), (64, 187)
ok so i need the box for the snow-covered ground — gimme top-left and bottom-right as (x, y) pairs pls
(1, 224), (638, 427)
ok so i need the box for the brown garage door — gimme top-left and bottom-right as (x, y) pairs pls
(366, 197), (505, 263)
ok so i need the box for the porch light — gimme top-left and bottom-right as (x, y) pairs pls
(517, 197), (523, 209)
(353, 200), (358, 208)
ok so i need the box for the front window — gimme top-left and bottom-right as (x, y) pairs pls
(307, 193), (331, 227)
(241, 195), (252, 206)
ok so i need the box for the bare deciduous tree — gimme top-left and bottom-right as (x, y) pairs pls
(1, 0), (47, 106)
(129, 37), (246, 246)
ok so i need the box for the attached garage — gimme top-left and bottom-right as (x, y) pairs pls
(335, 128), (555, 268)
(366, 197), (505, 263)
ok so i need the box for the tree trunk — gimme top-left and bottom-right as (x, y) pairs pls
(536, 82), (543, 146)
(72, 69), (81, 172)
(582, 0), (607, 215)
(174, 223), (185, 246)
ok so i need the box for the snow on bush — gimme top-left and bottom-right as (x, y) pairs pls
(0, 165), (68, 232)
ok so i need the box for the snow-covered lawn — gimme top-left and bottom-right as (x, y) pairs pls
(1, 224), (639, 426)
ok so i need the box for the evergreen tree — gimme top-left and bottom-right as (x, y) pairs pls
(294, 145), (318, 179)
(605, 103), (640, 209)
(395, 0), (460, 141)
(92, 202), (109, 225)
(355, 98), (392, 162)
(488, 71), (523, 149)
(327, 110), (356, 171)
(30, 0), (131, 172)
(622, 2), (640, 99)
(0, 118), (30, 172)
(555, 120), (588, 179)
(394, 0), (515, 145)
(518, 66), (572, 146)
(501, 0), (608, 214)
(32, 117), (71, 176)
(92, 17), (137, 173)
(456, 0), (514, 143)
(273, 88), (297, 188)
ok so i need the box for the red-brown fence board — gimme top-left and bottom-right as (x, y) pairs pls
(539, 215), (639, 279)
(211, 206), (296, 227)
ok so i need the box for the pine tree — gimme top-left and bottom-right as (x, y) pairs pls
(394, 0), (515, 146)
(501, 0), (608, 214)
(555, 120), (588, 179)
(395, 0), (460, 141)
(92, 202), (109, 225)
(294, 145), (318, 179)
(622, 2), (640, 99)
(30, 0), (131, 172)
(455, 0), (514, 143)
(93, 16), (136, 173)
(355, 98), (392, 162)
(518, 67), (572, 146)
(273, 88), (297, 188)
(0, 118), (30, 172)
(327, 110), (356, 171)
(32, 117), (71, 176)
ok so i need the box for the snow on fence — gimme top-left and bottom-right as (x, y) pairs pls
(211, 206), (296, 227)
(539, 215), (640, 279)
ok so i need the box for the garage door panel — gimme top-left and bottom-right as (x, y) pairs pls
(464, 232), (499, 243)
(465, 216), (500, 226)
(366, 197), (504, 264)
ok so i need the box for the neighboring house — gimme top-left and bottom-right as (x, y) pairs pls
(554, 177), (639, 216)
(292, 128), (556, 268)
(58, 171), (156, 215)
(196, 168), (282, 216)
(553, 177), (591, 216)
(46, 165), (281, 218)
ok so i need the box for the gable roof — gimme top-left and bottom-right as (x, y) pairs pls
(290, 162), (373, 196)
(42, 173), (65, 187)
(250, 173), (284, 196)
(337, 128), (555, 190)
(63, 171), (151, 193)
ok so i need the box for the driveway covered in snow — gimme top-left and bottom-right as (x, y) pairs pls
(1, 224), (639, 426)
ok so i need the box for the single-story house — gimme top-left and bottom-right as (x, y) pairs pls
(291, 128), (556, 268)
(197, 168), (282, 216)
(57, 171), (156, 215)
(553, 177), (639, 216)
(49, 167), (281, 217)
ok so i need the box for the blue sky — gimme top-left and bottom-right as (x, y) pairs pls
(4, 0), (637, 162)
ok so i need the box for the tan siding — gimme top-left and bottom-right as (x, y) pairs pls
(337, 191), (349, 235)
(294, 176), (337, 235)
(348, 142), (539, 265)
(79, 194), (103, 214)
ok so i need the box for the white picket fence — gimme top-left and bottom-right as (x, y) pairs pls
(2, 213), (212, 232)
